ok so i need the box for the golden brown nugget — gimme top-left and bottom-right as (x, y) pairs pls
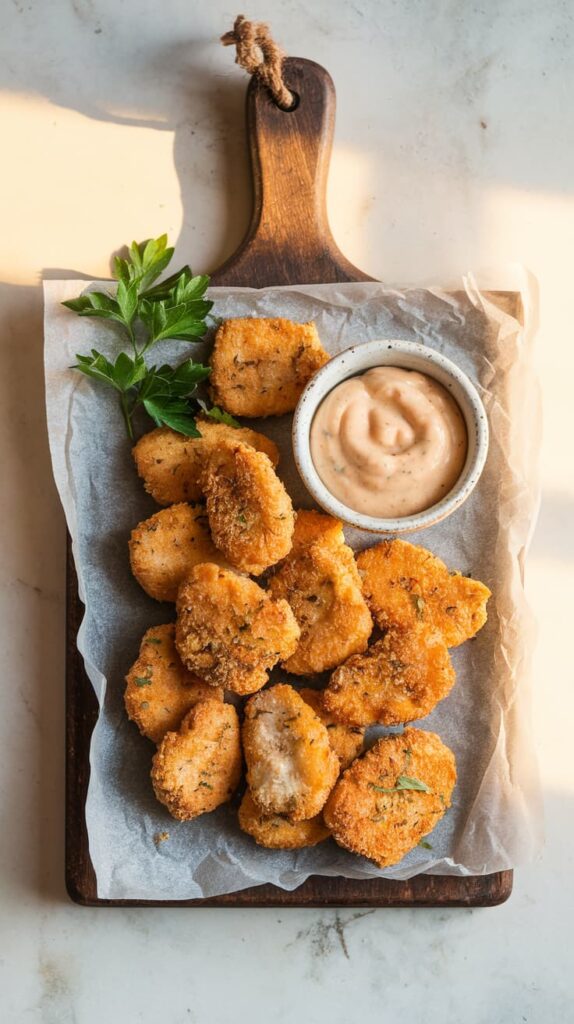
(129, 503), (225, 602)
(298, 687), (365, 770)
(201, 440), (294, 576)
(209, 317), (330, 418)
(132, 419), (279, 506)
(243, 684), (339, 820)
(356, 539), (491, 647)
(175, 564), (300, 695)
(324, 727), (456, 868)
(151, 700), (241, 821)
(238, 790), (331, 850)
(124, 624), (223, 744)
(323, 625), (455, 727)
(290, 509), (346, 553)
(269, 536), (373, 675)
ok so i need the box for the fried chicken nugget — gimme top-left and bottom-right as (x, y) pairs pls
(269, 514), (373, 675)
(132, 419), (279, 506)
(290, 508), (346, 553)
(151, 699), (241, 821)
(298, 687), (365, 770)
(129, 503), (226, 602)
(209, 317), (330, 418)
(124, 624), (223, 744)
(323, 727), (457, 868)
(356, 539), (491, 647)
(175, 564), (300, 695)
(243, 684), (339, 820)
(200, 440), (295, 576)
(238, 790), (331, 850)
(323, 625), (455, 727)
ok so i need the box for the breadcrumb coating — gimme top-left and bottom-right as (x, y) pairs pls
(132, 418), (279, 506)
(124, 623), (223, 744)
(324, 625), (455, 727)
(151, 700), (241, 821)
(201, 440), (294, 575)
(324, 727), (456, 868)
(356, 539), (490, 647)
(175, 564), (300, 695)
(209, 317), (330, 417)
(129, 502), (226, 602)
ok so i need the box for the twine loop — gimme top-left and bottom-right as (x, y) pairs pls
(221, 15), (295, 110)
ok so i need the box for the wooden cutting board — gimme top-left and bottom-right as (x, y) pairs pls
(66, 57), (514, 907)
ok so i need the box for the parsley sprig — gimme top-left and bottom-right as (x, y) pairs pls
(64, 235), (231, 441)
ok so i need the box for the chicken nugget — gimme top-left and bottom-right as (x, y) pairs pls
(209, 317), (330, 418)
(323, 727), (456, 868)
(124, 623), (223, 744)
(298, 687), (364, 769)
(132, 419), (279, 506)
(175, 564), (300, 695)
(356, 539), (491, 646)
(323, 625), (455, 727)
(151, 699), (241, 821)
(243, 684), (339, 820)
(201, 440), (294, 576)
(269, 533), (373, 675)
(129, 503), (226, 602)
(238, 790), (331, 850)
(290, 509), (346, 553)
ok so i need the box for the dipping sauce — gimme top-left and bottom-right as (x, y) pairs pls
(310, 366), (468, 519)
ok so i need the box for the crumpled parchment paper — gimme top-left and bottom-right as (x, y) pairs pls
(44, 277), (543, 900)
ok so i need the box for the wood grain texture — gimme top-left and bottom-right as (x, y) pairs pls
(65, 56), (513, 908)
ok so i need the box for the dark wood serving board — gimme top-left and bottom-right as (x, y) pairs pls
(66, 57), (514, 907)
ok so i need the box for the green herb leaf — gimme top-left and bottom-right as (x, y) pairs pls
(418, 839), (433, 849)
(143, 397), (202, 437)
(410, 594), (426, 621)
(369, 775), (431, 794)
(134, 676), (152, 688)
(202, 404), (241, 428)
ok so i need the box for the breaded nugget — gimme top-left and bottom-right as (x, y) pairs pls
(175, 564), (300, 695)
(238, 790), (331, 850)
(324, 727), (456, 868)
(124, 624), (223, 744)
(356, 539), (491, 647)
(209, 317), (330, 418)
(132, 419), (279, 506)
(298, 687), (365, 770)
(269, 524), (373, 675)
(243, 684), (339, 820)
(201, 440), (295, 575)
(151, 699), (241, 820)
(323, 625), (455, 727)
(129, 503), (226, 602)
(290, 508), (346, 553)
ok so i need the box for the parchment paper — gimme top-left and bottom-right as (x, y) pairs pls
(44, 277), (543, 900)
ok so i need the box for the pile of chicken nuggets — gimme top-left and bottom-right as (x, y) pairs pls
(124, 316), (491, 869)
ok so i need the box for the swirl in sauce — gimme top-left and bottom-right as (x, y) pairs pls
(310, 366), (468, 518)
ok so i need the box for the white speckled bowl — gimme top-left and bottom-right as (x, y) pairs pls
(292, 339), (489, 534)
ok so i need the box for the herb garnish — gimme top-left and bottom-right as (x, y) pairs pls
(368, 775), (430, 794)
(410, 594), (425, 621)
(134, 676), (152, 688)
(418, 839), (433, 849)
(64, 235), (225, 440)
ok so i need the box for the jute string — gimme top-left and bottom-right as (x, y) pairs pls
(221, 14), (295, 109)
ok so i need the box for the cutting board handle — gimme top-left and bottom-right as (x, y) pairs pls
(211, 57), (372, 287)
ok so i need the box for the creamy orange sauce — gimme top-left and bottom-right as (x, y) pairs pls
(310, 366), (468, 518)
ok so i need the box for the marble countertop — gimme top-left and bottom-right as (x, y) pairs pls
(1, 1), (572, 1020)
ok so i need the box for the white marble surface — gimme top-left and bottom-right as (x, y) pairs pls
(0, 1), (572, 1020)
